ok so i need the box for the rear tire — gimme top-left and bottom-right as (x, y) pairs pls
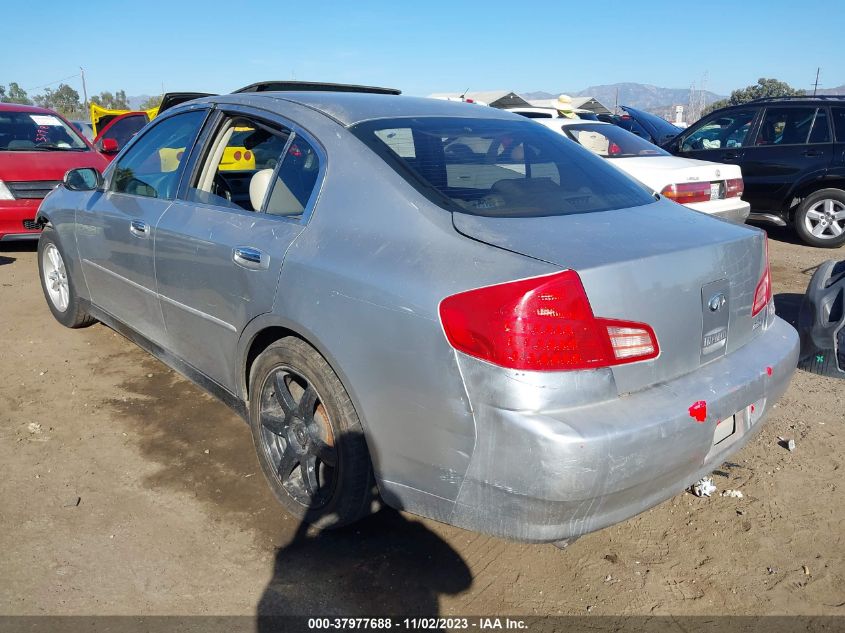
(248, 337), (375, 529)
(794, 189), (845, 248)
(37, 227), (95, 328)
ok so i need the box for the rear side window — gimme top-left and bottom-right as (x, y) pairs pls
(755, 107), (816, 146)
(265, 137), (321, 217)
(350, 117), (654, 218)
(832, 108), (845, 142)
(808, 109), (831, 144)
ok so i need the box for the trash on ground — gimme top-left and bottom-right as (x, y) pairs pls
(692, 477), (717, 497)
(777, 436), (796, 451)
(27, 422), (42, 434)
(803, 565), (811, 576)
(63, 496), (81, 508)
(721, 489), (744, 498)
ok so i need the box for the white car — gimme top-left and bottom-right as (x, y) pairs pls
(528, 117), (750, 223)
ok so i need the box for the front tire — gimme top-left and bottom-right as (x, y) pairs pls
(248, 337), (375, 529)
(37, 228), (95, 328)
(794, 189), (845, 248)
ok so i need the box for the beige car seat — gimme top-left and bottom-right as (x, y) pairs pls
(248, 169), (305, 216)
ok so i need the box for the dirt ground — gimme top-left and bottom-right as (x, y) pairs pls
(1, 226), (843, 619)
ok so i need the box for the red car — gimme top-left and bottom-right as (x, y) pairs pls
(0, 103), (109, 241)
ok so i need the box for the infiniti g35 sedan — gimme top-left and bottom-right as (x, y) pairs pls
(35, 86), (799, 544)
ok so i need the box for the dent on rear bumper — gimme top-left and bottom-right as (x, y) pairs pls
(447, 316), (799, 542)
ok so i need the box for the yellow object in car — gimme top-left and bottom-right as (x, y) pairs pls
(90, 103), (158, 137)
(219, 127), (256, 171)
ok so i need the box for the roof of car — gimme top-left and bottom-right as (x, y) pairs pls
(0, 102), (60, 115)
(219, 91), (519, 127)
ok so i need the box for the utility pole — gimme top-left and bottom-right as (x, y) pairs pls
(80, 66), (88, 114)
(812, 67), (821, 96)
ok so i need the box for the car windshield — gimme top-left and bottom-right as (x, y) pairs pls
(0, 110), (88, 150)
(563, 123), (670, 158)
(350, 117), (655, 218)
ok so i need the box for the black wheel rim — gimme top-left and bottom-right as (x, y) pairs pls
(259, 366), (338, 508)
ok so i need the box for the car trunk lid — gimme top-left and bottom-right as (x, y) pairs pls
(452, 200), (768, 394)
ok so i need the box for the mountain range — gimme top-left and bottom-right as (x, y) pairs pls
(522, 82), (725, 112)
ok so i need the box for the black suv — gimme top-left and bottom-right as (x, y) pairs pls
(664, 96), (845, 247)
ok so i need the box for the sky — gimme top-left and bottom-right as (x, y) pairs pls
(2, 0), (844, 100)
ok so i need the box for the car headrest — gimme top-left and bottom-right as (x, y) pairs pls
(249, 169), (274, 211)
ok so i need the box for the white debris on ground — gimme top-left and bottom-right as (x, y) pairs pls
(721, 489), (744, 498)
(691, 477), (717, 497)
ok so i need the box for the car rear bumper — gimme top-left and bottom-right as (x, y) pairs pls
(686, 198), (751, 224)
(0, 199), (42, 240)
(448, 315), (798, 542)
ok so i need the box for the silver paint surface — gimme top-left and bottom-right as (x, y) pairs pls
(37, 92), (799, 541)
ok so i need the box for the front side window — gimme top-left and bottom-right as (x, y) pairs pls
(0, 110), (87, 151)
(351, 117), (655, 218)
(754, 107), (816, 146)
(563, 123), (669, 158)
(111, 110), (206, 199)
(681, 109), (756, 151)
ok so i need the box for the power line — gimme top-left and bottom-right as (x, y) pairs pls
(26, 73), (81, 92)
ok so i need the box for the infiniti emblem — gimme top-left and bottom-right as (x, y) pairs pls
(708, 293), (727, 312)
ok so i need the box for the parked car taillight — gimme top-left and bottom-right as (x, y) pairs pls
(660, 182), (712, 204)
(751, 239), (772, 317)
(726, 178), (744, 198)
(438, 270), (659, 371)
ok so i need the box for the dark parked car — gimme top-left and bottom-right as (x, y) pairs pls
(664, 96), (845, 247)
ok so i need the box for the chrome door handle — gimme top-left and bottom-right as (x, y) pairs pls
(233, 246), (269, 270)
(129, 219), (149, 237)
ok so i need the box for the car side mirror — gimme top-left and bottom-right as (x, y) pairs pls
(98, 138), (119, 154)
(64, 167), (103, 192)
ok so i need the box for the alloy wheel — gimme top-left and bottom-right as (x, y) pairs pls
(42, 243), (69, 312)
(258, 366), (338, 508)
(803, 199), (845, 240)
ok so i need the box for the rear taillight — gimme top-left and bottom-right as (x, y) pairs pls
(726, 178), (744, 198)
(751, 239), (772, 317)
(438, 270), (659, 371)
(660, 182), (711, 204)
(234, 150), (242, 161)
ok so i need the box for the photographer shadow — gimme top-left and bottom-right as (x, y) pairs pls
(256, 432), (473, 630)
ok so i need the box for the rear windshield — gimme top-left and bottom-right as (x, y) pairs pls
(0, 110), (88, 151)
(350, 117), (655, 217)
(563, 123), (670, 158)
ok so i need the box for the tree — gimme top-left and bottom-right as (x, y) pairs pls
(138, 94), (163, 110)
(34, 84), (81, 116)
(3, 82), (33, 105)
(704, 78), (805, 115)
(91, 89), (129, 110)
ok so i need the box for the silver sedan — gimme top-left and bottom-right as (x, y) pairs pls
(35, 88), (799, 544)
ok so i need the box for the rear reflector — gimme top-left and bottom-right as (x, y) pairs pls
(726, 178), (744, 198)
(661, 182), (712, 204)
(751, 239), (772, 317)
(439, 270), (659, 371)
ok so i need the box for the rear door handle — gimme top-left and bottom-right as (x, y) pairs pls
(802, 149), (822, 157)
(129, 219), (149, 237)
(722, 151), (741, 160)
(233, 246), (269, 270)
